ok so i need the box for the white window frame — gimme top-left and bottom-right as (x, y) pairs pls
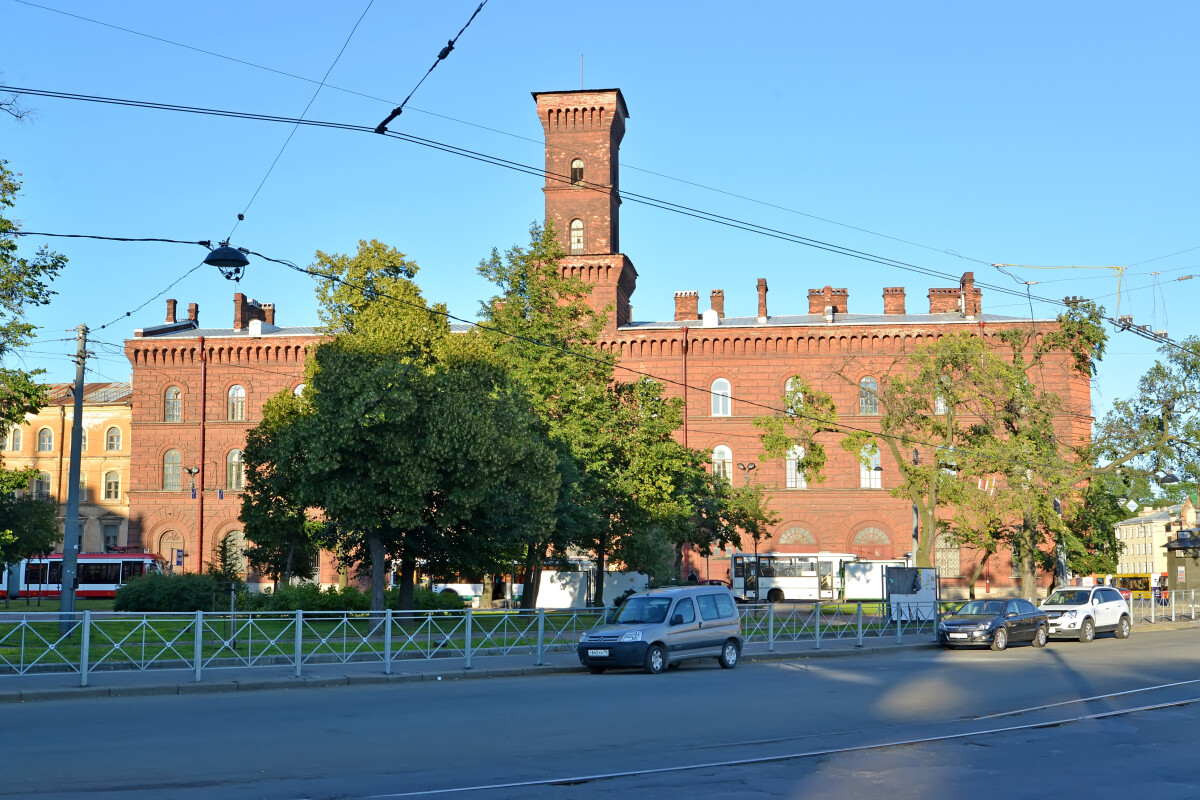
(165, 386), (182, 422)
(104, 471), (121, 501)
(711, 378), (732, 417)
(858, 377), (879, 415)
(785, 445), (807, 489)
(859, 445), (882, 489)
(228, 385), (247, 422)
(712, 445), (733, 482)
(37, 427), (53, 452)
(163, 450), (182, 491)
(569, 219), (584, 255)
(226, 449), (245, 491)
(105, 426), (122, 451)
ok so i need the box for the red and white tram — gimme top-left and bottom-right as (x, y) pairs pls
(1, 552), (167, 599)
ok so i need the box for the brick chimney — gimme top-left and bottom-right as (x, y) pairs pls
(187, 302), (199, 322)
(928, 272), (982, 315)
(710, 290), (725, 319)
(757, 278), (768, 323)
(808, 286), (848, 314)
(883, 287), (906, 315)
(233, 293), (268, 331)
(674, 291), (699, 321)
(166, 299), (177, 323)
(262, 303), (276, 325)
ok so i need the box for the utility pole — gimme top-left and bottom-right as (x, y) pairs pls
(60, 324), (88, 631)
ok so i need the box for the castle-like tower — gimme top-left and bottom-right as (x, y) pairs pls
(533, 89), (637, 331)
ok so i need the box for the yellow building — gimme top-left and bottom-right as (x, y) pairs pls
(1115, 504), (1183, 580)
(1, 383), (132, 552)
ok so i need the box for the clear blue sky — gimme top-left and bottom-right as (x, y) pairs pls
(4, 1), (1197, 419)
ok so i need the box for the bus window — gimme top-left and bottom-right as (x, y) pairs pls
(796, 557), (816, 577)
(759, 557), (775, 578)
(775, 558), (796, 578)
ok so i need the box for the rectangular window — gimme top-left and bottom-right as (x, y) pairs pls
(785, 453), (807, 489)
(104, 473), (121, 500)
(102, 523), (120, 551)
(122, 560), (144, 582)
(697, 594), (721, 621)
(78, 563), (121, 585)
(714, 593), (736, 619)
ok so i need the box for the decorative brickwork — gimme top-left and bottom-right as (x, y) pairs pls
(808, 286), (849, 314)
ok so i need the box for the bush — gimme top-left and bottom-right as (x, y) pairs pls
(410, 585), (464, 611)
(115, 574), (223, 612)
(239, 584), (371, 612)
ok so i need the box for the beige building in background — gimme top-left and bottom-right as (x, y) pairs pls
(1, 383), (133, 553)
(1115, 504), (1184, 579)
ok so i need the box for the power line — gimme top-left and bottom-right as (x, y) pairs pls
(15, 0), (987, 266)
(227, 0), (375, 240)
(374, 0), (490, 134)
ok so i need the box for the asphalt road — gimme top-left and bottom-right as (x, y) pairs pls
(6, 628), (1200, 800)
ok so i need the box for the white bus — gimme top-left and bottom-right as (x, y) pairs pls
(731, 552), (859, 603)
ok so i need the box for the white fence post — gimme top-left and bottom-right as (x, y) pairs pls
(464, 609), (473, 670)
(384, 609), (392, 675)
(294, 609), (303, 678)
(814, 603), (821, 650)
(536, 608), (545, 666)
(768, 604), (775, 652)
(79, 610), (90, 687)
(193, 610), (203, 682)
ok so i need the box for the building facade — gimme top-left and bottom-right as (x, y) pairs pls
(1, 383), (133, 553)
(124, 296), (313, 575)
(122, 86), (1093, 597)
(1115, 504), (1184, 581)
(533, 89), (1092, 596)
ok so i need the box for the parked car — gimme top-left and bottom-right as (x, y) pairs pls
(937, 598), (1049, 651)
(1040, 585), (1131, 642)
(577, 585), (743, 674)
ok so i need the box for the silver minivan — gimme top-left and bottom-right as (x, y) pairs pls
(577, 585), (743, 674)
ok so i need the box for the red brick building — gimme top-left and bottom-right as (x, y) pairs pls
(124, 296), (313, 576)
(124, 87), (1090, 597)
(534, 89), (1090, 595)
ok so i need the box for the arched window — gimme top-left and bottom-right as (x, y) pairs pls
(163, 449), (182, 491)
(570, 158), (584, 185)
(37, 427), (53, 452)
(858, 377), (879, 415)
(778, 526), (816, 547)
(934, 394), (948, 415)
(785, 446), (807, 489)
(227, 385), (246, 421)
(711, 378), (732, 417)
(934, 533), (962, 578)
(852, 527), (891, 558)
(712, 445), (733, 482)
(217, 531), (248, 574)
(5, 427), (21, 451)
(226, 449), (245, 491)
(104, 471), (121, 501)
(860, 445), (882, 488)
(784, 377), (803, 416)
(569, 219), (584, 255)
(105, 426), (122, 451)
(80, 428), (88, 452)
(293, 383), (306, 397)
(32, 472), (51, 500)
(164, 386), (182, 422)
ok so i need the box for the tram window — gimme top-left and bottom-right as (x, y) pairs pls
(122, 561), (145, 582)
(48, 563), (63, 584)
(25, 564), (47, 585)
(78, 564), (120, 584)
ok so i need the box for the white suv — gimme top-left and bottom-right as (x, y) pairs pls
(1040, 586), (1131, 642)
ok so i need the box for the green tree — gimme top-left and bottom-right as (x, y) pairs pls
(0, 494), (57, 606)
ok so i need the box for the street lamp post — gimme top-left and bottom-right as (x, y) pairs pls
(737, 463), (757, 601)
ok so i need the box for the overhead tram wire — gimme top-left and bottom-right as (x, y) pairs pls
(373, 0), (490, 134)
(18, 0), (983, 265)
(9, 87), (1189, 362)
(226, 0), (376, 241)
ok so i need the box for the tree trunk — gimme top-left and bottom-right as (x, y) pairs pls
(1019, 513), (1039, 600)
(283, 541), (296, 583)
(966, 554), (989, 600)
(521, 542), (547, 613)
(594, 541), (607, 607)
(397, 555), (416, 610)
(365, 529), (387, 611)
(478, 574), (494, 609)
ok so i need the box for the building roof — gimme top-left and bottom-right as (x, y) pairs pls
(43, 382), (132, 405)
(1116, 504), (1182, 526)
(132, 326), (319, 340)
(620, 312), (1045, 332)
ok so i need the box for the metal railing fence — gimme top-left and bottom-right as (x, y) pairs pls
(739, 601), (943, 650)
(1129, 589), (1198, 624)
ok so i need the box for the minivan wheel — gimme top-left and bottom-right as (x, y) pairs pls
(718, 639), (740, 669)
(644, 644), (667, 674)
(1079, 618), (1095, 643)
(991, 627), (1008, 652)
(1116, 615), (1131, 640)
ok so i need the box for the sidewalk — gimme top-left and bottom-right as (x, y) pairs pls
(2, 620), (1193, 704)
(0, 631), (941, 704)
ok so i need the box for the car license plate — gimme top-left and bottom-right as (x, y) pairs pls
(587, 649), (610, 657)
(948, 633), (967, 640)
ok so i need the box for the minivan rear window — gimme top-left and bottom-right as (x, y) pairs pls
(697, 593), (720, 620)
(715, 593), (736, 618)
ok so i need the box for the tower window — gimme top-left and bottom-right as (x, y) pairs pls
(570, 159), (584, 185)
(569, 219), (584, 255)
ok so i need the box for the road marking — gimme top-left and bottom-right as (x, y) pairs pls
(972, 678), (1200, 720)
(355, 696), (1200, 797)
